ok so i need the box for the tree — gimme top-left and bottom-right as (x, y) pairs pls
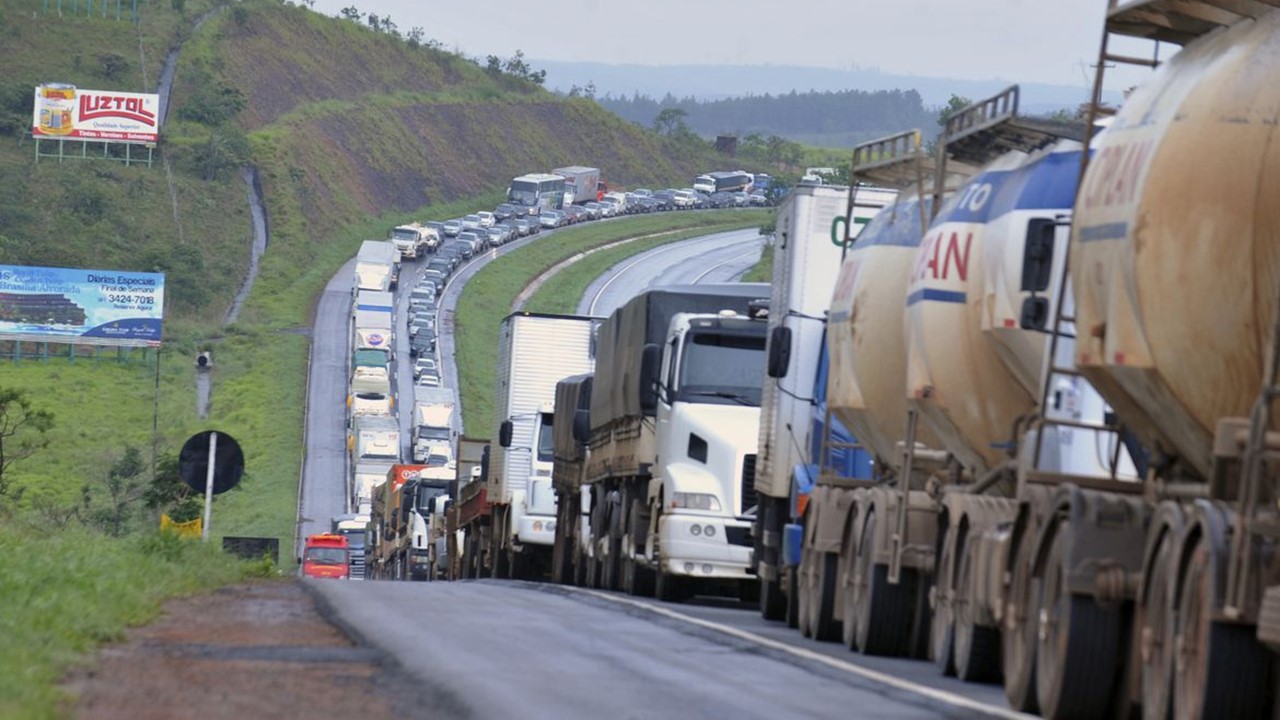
(89, 446), (147, 537)
(937, 94), (972, 129)
(144, 451), (201, 523)
(0, 387), (54, 500)
(652, 107), (688, 136)
(406, 26), (425, 48)
(339, 5), (362, 21)
(484, 55), (502, 76)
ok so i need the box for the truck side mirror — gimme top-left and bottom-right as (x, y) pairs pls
(499, 420), (513, 448)
(767, 326), (792, 378)
(639, 343), (662, 413)
(1020, 296), (1050, 331)
(573, 409), (591, 445)
(1020, 218), (1055, 292)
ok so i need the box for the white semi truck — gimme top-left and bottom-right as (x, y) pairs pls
(751, 182), (895, 622)
(562, 285), (770, 600)
(483, 312), (600, 580)
(390, 222), (438, 260)
(352, 460), (394, 515)
(349, 414), (400, 473)
(551, 165), (601, 206)
(411, 387), (455, 464)
(353, 290), (394, 356)
(354, 240), (399, 294)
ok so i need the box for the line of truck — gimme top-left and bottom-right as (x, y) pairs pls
(429, 5), (1280, 719)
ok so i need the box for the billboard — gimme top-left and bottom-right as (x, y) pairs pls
(31, 84), (160, 145)
(0, 264), (165, 346)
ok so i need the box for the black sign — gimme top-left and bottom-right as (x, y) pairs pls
(179, 430), (245, 495)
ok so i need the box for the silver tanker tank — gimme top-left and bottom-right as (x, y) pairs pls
(1072, 11), (1280, 480)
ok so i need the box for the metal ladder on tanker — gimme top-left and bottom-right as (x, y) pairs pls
(881, 86), (1090, 582)
(1024, 0), (1276, 492)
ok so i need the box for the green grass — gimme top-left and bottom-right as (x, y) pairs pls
(456, 210), (768, 434)
(741, 242), (774, 283)
(0, 525), (262, 720)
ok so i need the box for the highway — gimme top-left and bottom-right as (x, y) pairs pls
(300, 218), (1018, 720)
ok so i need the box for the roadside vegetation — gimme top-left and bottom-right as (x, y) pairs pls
(741, 243), (774, 283)
(456, 210), (768, 433)
(0, 524), (263, 720)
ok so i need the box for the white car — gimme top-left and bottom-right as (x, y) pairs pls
(413, 357), (438, 380)
(477, 211), (496, 228)
(416, 372), (441, 388)
(461, 214), (482, 230)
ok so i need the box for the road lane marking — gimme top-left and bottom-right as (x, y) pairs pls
(568, 588), (1035, 720)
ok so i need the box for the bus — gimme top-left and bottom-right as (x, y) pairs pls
(507, 173), (566, 213)
(692, 170), (753, 195)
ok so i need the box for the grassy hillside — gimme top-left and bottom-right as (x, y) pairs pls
(0, 0), (735, 553)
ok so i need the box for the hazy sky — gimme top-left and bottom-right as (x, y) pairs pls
(309, 0), (1120, 87)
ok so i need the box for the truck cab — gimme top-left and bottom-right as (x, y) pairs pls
(510, 403), (557, 549)
(641, 309), (768, 592)
(301, 533), (350, 580)
(406, 477), (452, 580)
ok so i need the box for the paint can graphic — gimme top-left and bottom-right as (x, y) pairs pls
(38, 83), (76, 136)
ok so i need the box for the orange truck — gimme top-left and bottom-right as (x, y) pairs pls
(301, 533), (350, 580)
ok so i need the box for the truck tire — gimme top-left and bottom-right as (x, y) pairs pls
(1173, 534), (1273, 720)
(1139, 529), (1177, 720)
(932, 526), (957, 675)
(1034, 525), (1121, 720)
(854, 512), (914, 656)
(810, 551), (842, 642)
(760, 576), (786, 621)
(953, 540), (1000, 682)
(656, 570), (690, 603)
(1002, 531), (1040, 713)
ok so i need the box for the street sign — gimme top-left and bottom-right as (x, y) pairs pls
(179, 430), (244, 495)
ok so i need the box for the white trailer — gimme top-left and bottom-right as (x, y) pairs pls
(353, 290), (394, 354)
(486, 312), (600, 579)
(411, 387), (456, 463)
(354, 240), (399, 294)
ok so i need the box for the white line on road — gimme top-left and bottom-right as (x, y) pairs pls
(692, 244), (763, 284)
(567, 588), (1036, 720)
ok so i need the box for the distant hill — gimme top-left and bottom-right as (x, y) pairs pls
(0, 0), (726, 322)
(534, 60), (1115, 118)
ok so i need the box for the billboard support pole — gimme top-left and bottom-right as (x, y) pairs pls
(201, 431), (217, 542)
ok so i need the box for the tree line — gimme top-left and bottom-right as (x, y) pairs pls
(596, 88), (939, 146)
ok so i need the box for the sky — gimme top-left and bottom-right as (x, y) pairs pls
(309, 0), (1124, 88)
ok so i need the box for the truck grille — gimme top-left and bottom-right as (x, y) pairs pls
(349, 550), (366, 580)
(740, 453), (757, 515)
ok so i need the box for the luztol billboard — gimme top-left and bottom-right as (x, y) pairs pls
(31, 84), (160, 145)
(0, 265), (165, 346)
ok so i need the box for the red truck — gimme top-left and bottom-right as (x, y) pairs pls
(301, 533), (350, 580)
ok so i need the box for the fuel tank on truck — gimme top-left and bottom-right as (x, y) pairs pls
(905, 149), (1060, 475)
(979, 140), (1083, 394)
(1072, 12), (1280, 480)
(906, 142), (1085, 474)
(828, 193), (942, 469)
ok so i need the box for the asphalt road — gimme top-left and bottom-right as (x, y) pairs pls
(578, 228), (764, 316)
(312, 579), (998, 720)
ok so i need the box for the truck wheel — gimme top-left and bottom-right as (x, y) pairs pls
(854, 512), (914, 656)
(785, 564), (800, 630)
(572, 545), (587, 587)
(760, 576), (786, 621)
(508, 548), (525, 581)
(932, 526), (957, 675)
(1139, 529), (1177, 720)
(1002, 530), (1040, 712)
(840, 526), (860, 650)
(656, 570), (689, 603)
(1173, 533), (1272, 720)
(953, 540), (1000, 682)
(810, 551), (841, 642)
(1035, 525), (1121, 720)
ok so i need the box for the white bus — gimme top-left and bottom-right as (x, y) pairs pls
(507, 173), (566, 212)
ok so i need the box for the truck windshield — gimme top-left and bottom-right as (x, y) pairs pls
(304, 547), (346, 565)
(392, 229), (417, 241)
(537, 412), (554, 463)
(509, 181), (538, 206)
(678, 331), (766, 406)
(335, 530), (365, 550)
(419, 427), (450, 441)
(415, 485), (449, 513)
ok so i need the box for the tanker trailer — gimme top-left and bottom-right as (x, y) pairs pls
(1061, 6), (1280, 719)
(816, 129), (950, 658)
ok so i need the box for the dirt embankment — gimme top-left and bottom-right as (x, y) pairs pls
(64, 582), (427, 719)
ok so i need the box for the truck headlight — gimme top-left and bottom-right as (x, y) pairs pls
(671, 492), (721, 512)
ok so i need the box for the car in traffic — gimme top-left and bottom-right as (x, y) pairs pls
(485, 225), (509, 246)
(538, 210), (565, 228)
(476, 211), (496, 228)
(562, 205), (589, 223)
(413, 357), (438, 380)
(441, 218), (462, 237)
(461, 214), (482, 231)
(415, 371), (441, 388)
(513, 217), (537, 236)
